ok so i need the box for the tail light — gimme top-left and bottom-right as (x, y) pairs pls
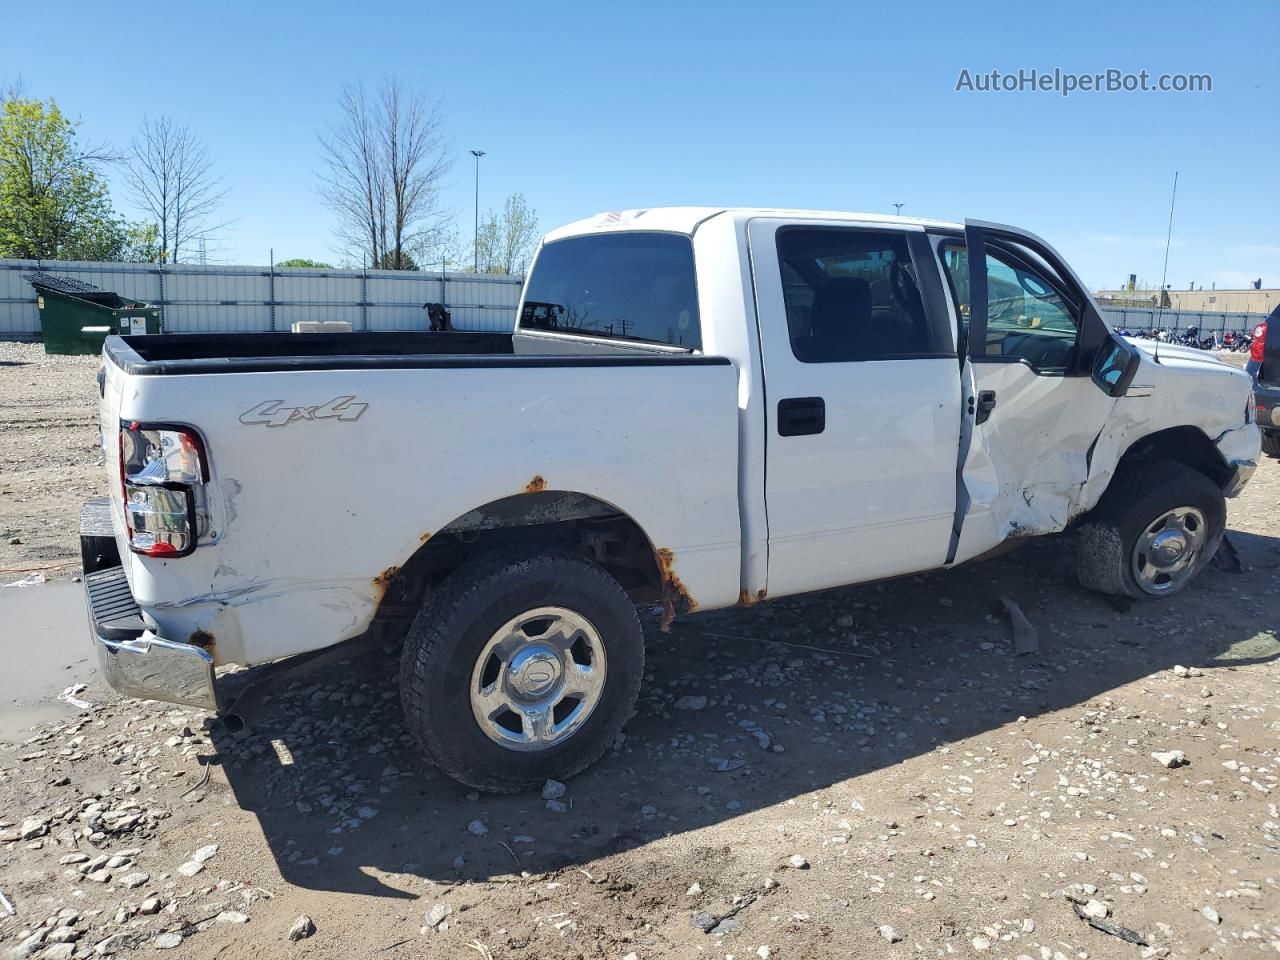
(119, 424), (209, 558)
(1251, 321), (1266, 364)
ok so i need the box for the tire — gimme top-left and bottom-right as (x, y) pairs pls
(1075, 459), (1225, 600)
(399, 548), (644, 793)
(1262, 432), (1280, 459)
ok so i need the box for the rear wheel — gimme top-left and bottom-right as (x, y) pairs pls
(399, 549), (644, 793)
(1262, 432), (1280, 459)
(1076, 460), (1225, 600)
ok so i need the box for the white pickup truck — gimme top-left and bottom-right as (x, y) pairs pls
(83, 207), (1259, 791)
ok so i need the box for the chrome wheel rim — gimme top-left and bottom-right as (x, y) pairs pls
(1131, 506), (1207, 595)
(469, 606), (607, 751)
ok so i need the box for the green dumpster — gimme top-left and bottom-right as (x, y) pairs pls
(23, 272), (162, 355)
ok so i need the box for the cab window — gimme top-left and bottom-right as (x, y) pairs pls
(776, 228), (937, 362)
(941, 241), (1078, 374)
(520, 232), (701, 348)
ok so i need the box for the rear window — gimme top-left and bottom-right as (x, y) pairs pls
(519, 233), (701, 349)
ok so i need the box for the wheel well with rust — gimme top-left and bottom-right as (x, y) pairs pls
(368, 492), (665, 644)
(1108, 425), (1232, 489)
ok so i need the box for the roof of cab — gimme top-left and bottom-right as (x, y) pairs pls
(542, 206), (965, 242)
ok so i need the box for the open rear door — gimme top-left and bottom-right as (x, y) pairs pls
(946, 221), (1117, 565)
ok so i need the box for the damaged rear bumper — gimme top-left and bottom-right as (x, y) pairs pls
(81, 497), (218, 711)
(85, 567), (219, 711)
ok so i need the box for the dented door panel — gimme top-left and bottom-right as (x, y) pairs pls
(951, 360), (1115, 564)
(947, 221), (1117, 563)
(946, 220), (1259, 566)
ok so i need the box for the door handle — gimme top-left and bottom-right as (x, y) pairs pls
(975, 390), (997, 424)
(778, 396), (825, 436)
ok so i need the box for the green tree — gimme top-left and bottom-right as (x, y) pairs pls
(0, 97), (120, 260)
(116, 222), (162, 262)
(54, 217), (159, 263)
(474, 193), (539, 275)
(276, 258), (335, 269)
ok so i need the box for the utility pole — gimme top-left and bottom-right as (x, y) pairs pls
(892, 202), (904, 217)
(1155, 171), (1178, 333)
(470, 149), (486, 272)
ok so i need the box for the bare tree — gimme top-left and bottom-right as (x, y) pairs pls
(475, 193), (539, 275)
(1, 74), (27, 103)
(318, 79), (451, 270)
(124, 116), (227, 263)
(409, 221), (465, 273)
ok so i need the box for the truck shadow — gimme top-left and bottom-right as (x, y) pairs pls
(208, 526), (1280, 900)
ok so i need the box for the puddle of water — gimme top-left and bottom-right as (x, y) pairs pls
(0, 581), (95, 741)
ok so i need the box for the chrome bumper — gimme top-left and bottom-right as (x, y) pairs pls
(93, 630), (218, 710)
(1223, 459), (1257, 499)
(84, 565), (218, 711)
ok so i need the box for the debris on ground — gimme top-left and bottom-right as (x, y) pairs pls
(999, 595), (1039, 654)
(3, 572), (46, 588)
(1070, 901), (1149, 946)
(56, 683), (92, 710)
(1152, 749), (1188, 768)
(692, 893), (758, 934)
(878, 924), (903, 943)
(287, 915), (316, 942)
(1211, 533), (1243, 573)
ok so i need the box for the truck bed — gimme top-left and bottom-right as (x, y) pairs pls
(106, 333), (722, 376)
(99, 331), (744, 667)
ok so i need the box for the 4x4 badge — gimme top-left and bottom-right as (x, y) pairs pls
(240, 396), (368, 428)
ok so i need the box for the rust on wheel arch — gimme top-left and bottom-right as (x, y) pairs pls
(373, 566), (400, 589)
(525, 475), (547, 494)
(655, 547), (697, 633)
(419, 530), (432, 542)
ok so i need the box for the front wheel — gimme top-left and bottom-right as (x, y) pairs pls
(1262, 432), (1280, 459)
(399, 549), (644, 793)
(1075, 460), (1226, 599)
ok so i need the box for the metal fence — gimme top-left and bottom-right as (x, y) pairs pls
(5, 261), (1265, 342)
(1100, 306), (1266, 336)
(0, 259), (524, 337)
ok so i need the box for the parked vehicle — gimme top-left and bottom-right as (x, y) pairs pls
(1248, 308), (1280, 458)
(1222, 330), (1253, 352)
(82, 208), (1260, 791)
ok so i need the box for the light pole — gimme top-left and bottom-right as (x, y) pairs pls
(892, 202), (904, 217)
(470, 149), (486, 271)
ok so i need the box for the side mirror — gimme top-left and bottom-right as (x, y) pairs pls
(1092, 333), (1141, 397)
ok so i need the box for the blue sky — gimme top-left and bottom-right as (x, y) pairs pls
(3, 0), (1276, 289)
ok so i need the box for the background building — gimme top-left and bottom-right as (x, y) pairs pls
(1095, 285), (1277, 316)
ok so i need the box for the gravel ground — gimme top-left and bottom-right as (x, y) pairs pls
(1, 342), (1278, 959)
(0, 341), (104, 581)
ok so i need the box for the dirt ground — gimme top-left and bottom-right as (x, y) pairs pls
(1, 340), (1277, 960)
(0, 342), (103, 580)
